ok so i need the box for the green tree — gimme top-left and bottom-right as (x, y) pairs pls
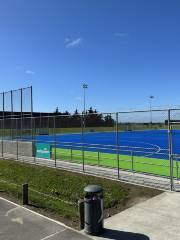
(104, 115), (115, 127)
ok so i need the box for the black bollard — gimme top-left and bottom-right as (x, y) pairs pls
(22, 183), (29, 205)
(78, 199), (84, 230)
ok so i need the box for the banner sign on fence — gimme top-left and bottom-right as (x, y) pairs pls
(35, 143), (51, 159)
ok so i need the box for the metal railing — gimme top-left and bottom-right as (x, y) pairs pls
(1, 108), (180, 190)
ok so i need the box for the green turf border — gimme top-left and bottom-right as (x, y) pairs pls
(52, 148), (179, 178)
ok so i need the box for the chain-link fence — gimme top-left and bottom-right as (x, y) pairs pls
(1, 104), (180, 190)
(0, 87), (33, 158)
(0, 86), (33, 139)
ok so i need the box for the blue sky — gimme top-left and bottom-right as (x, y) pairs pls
(0, 0), (180, 113)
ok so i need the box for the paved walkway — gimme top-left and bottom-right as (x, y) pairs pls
(93, 192), (180, 240)
(0, 197), (91, 240)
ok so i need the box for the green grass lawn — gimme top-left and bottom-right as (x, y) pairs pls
(0, 158), (157, 225)
(52, 148), (179, 178)
(0, 159), (162, 228)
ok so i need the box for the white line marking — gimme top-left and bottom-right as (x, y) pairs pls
(0, 197), (81, 235)
(0, 197), (67, 227)
(5, 206), (19, 217)
(40, 229), (66, 240)
(119, 139), (161, 157)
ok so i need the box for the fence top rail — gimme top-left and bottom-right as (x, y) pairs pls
(118, 108), (180, 114)
(0, 86), (32, 95)
(1, 108), (180, 121)
(169, 122), (180, 125)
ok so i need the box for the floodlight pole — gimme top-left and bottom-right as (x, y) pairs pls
(30, 86), (33, 140)
(11, 90), (13, 139)
(83, 84), (88, 127)
(149, 95), (154, 124)
(81, 84), (88, 172)
(83, 84), (88, 116)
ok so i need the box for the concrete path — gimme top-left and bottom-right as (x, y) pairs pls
(93, 192), (180, 240)
(0, 197), (91, 240)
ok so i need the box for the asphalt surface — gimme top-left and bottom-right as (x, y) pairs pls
(0, 197), (91, 240)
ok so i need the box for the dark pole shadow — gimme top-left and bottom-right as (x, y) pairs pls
(98, 228), (150, 240)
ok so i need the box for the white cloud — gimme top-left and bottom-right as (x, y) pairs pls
(65, 38), (83, 48)
(114, 32), (128, 37)
(26, 70), (35, 75)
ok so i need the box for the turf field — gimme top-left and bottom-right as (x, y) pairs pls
(34, 129), (178, 157)
(52, 148), (180, 178)
(33, 130), (180, 177)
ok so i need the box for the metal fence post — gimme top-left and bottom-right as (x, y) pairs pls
(53, 116), (56, 167)
(2, 92), (4, 158)
(176, 160), (178, 179)
(17, 139), (18, 160)
(30, 86), (33, 140)
(20, 88), (23, 140)
(32, 118), (36, 164)
(11, 90), (13, 139)
(0, 97), (2, 157)
(34, 138), (36, 164)
(54, 140), (57, 167)
(116, 112), (120, 179)
(98, 151), (100, 166)
(168, 109), (174, 191)
(1, 137), (2, 158)
(71, 147), (73, 161)
(48, 114), (50, 135)
(1, 119), (4, 157)
(81, 114), (85, 172)
(131, 150), (134, 172)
